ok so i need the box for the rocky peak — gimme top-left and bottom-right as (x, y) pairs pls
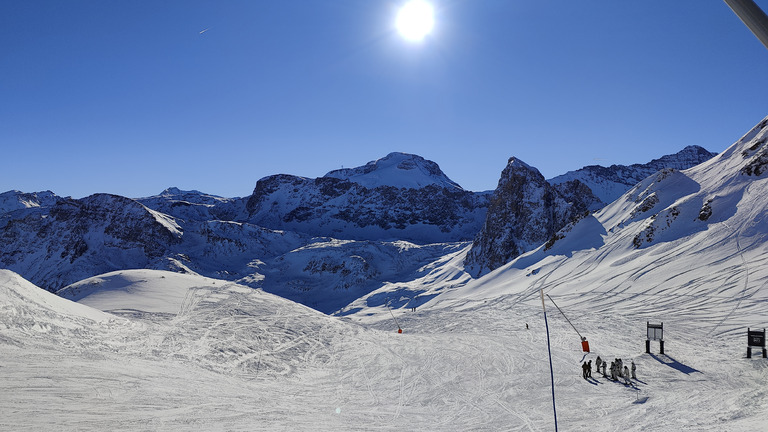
(464, 157), (573, 276)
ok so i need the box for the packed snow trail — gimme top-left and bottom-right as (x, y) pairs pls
(3, 268), (768, 431)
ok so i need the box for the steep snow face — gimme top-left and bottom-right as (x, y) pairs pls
(549, 145), (716, 205)
(245, 173), (489, 244)
(464, 157), (573, 276)
(324, 152), (463, 191)
(0, 190), (62, 216)
(136, 187), (248, 222)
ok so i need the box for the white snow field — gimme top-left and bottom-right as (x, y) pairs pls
(3, 118), (768, 431)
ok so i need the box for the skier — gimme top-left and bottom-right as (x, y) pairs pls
(526, 323), (529, 330)
(595, 356), (602, 374)
(609, 361), (615, 380)
(623, 366), (631, 385)
(582, 361), (589, 379)
(631, 361), (637, 380)
(587, 360), (592, 378)
(602, 361), (607, 377)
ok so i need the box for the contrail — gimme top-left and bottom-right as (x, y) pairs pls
(199, 28), (210, 34)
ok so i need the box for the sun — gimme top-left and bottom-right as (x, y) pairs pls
(396, 0), (435, 42)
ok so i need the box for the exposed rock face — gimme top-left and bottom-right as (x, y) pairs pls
(464, 158), (573, 276)
(740, 120), (768, 176)
(549, 145), (717, 205)
(245, 156), (490, 244)
(0, 194), (183, 291)
(552, 179), (603, 214)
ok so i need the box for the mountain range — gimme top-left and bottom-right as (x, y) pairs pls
(1, 145), (716, 312)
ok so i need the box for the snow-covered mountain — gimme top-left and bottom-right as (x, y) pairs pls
(0, 194), (183, 291)
(0, 147), (719, 310)
(464, 145), (717, 277)
(245, 153), (490, 244)
(135, 187), (248, 222)
(548, 145), (716, 205)
(0, 192), (311, 293)
(0, 190), (62, 216)
(324, 152), (464, 191)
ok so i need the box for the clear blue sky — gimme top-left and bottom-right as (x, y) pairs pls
(2, 1), (767, 198)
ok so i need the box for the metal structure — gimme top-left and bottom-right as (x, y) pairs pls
(724, 0), (768, 50)
(540, 290), (558, 432)
(646, 322), (665, 355)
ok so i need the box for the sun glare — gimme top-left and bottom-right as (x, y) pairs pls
(396, 0), (434, 42)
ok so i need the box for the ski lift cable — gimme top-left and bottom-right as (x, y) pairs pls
(386, 303), (402, 331)
(545, 294), (584, 340)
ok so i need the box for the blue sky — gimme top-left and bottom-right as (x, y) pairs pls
(2, 1), (767, 198)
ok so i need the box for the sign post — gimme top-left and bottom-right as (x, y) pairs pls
(646, 322), (664, 355)
(747, 328), (766, 358)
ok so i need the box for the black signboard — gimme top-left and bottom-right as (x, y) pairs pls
(647, 322), (663, 341)
(748, 328), (765, 348)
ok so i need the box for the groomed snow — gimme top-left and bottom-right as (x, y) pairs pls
(2, 260), (767, 431)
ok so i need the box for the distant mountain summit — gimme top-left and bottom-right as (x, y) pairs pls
(0, 190), (62, 216)
(135, 187), (247, 222)
(548, 145), (716, 205)
(324, 152), (463, 191)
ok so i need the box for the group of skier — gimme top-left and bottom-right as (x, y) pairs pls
(584, 356), (637, 385)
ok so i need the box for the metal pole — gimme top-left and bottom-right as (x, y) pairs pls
(724, 0), (768, 50)
(540, 289), (559, 432)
